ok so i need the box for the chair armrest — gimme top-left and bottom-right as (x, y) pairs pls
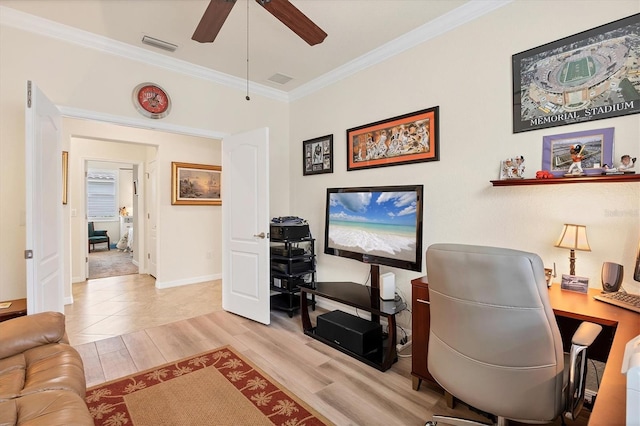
(0, 312), (67, 359)
(94, 230), (108, 236)
(565, 321), (603, 421)
(572, 321), (602, 347)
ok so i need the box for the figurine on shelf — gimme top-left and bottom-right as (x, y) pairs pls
(514, 155), (525, 178)
(500, 156), (526, 180)
(500, 158), (516, 179)
(604, 154), (637, 174)
(566, 144), (585, 176)
(618, 155), (636, 171)
(536, 170), (554, 179)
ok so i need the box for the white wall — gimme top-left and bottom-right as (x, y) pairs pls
(0, 18), (290, 300)
(1, 1), (638, 311)
(289, 0), (640, 329)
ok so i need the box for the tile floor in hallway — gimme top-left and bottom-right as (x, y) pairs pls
(64, 274), (222, 345)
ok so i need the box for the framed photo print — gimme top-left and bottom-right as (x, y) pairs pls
(512, 13), (640, 133)
(542, 127), (613, 177)
(303, 134), (333, 176)
(347, 106), (439, 171)
(171, 162), (221, 205)
(560, 274), (589, 294)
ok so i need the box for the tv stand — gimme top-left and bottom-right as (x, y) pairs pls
(299, 266), (406, 371)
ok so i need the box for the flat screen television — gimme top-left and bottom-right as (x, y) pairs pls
(324, 185), (424, 273)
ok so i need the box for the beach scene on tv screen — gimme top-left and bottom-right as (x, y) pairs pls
(328, 191), (418, 262)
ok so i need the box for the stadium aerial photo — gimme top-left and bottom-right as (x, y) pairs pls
(513, 14), (639, 132)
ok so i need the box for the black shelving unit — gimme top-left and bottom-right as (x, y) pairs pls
(270, 236), (316, 317)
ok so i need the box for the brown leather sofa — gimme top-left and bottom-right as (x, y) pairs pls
(0, 312), (93, 425)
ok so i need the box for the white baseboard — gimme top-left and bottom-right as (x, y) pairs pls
(155, 273), (222, 289)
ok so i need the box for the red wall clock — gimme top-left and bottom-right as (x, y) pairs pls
(132, 82), (171, 119)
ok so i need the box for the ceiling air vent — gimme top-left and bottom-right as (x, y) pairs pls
(267, 73), (293, 85)
(142, 35), (178, 52)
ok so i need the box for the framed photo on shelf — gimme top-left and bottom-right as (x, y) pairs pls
(512, 13), (640, 133)
(542, 127), (613, 177)
(346, 106), (439, 171)
(171, 162), (221, 205)
(303, 134), (333, 176)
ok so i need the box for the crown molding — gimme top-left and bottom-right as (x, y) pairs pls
(289, 0), (513, 101)
(1, 1), (512, 104)
(58, 106), (229, 140)
(0, 5), (288, 102)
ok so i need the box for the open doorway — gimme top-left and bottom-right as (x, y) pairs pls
(86, 160), (139, 280)
(69, 132), (153, 284)
(64, 114), (223, 292)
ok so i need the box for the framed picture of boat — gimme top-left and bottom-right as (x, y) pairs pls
(542, 127), (613, 177)
(171, 162), (221, 205)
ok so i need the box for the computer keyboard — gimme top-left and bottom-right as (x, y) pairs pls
(594, 291), (640, 314)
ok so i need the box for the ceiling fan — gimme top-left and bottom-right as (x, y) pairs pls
(192, 0), (327, 46)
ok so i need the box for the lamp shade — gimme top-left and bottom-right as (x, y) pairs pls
(554, 224), (591, 252)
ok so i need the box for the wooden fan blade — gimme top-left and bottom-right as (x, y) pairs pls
(192, 0), (237, 43)
(257, 0), (327, 46)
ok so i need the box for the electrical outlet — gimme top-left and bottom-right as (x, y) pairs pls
(396, 340), (412, 353)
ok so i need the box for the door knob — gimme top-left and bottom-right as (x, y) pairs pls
(253, 232), (266, 239)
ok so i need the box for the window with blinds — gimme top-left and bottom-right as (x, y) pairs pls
(87, 169), (118, 220)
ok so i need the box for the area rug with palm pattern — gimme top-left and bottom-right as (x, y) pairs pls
(86, 345), (332, 426)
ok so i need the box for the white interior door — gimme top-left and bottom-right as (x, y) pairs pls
(25, 81), (64, 314)
(222, 127), (270, 325)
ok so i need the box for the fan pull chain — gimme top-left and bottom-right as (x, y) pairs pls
(245, 0), (250, 101)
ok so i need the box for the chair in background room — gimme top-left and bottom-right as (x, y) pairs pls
(425, 244), (602, 426)
(88, 222), (110, 252)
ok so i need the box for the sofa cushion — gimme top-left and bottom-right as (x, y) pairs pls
(0, 312), (92, 425)
(0, 343), (86, 402)
(0, 368), (24, 401)
(0, 398), (18, 425)
(0, 390), (94, 426)
(22, 343), (87, 398)
(0, 312), (66, 360)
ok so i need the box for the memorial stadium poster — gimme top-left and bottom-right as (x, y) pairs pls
(512, 13), (639, 134)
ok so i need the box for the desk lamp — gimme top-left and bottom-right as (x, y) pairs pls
(554, 224), (591, 275)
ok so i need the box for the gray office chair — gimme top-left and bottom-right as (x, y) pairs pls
(425, 244), (602, 426)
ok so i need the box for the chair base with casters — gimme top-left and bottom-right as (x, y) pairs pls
(424, 244), (603, 426)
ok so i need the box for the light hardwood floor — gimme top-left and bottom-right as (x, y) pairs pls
(67, 274), (589, 426)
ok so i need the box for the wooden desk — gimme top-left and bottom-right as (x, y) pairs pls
(410, 278), (639, 425)
(0, 298), (27, 322)
(548, 284), (639, 425)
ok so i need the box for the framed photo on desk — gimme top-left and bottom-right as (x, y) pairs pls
(560, 274), (589, 293)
